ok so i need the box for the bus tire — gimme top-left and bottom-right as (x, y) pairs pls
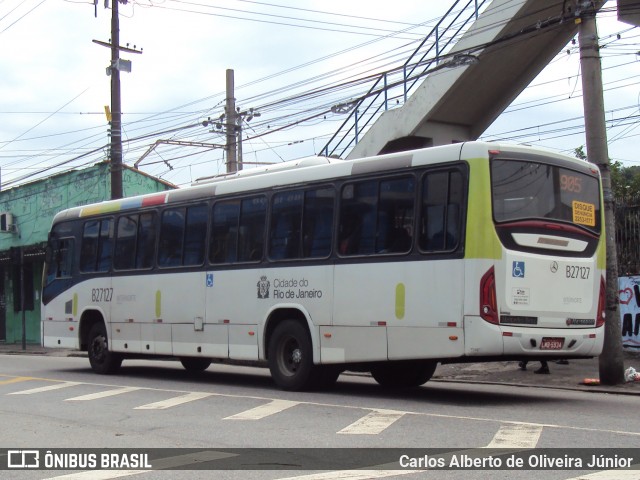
(180, 357), (212, 372)
(268, 320), (314, 391)
(312, 365), (341, 389)
(87, 323), (122, 375)
(371, 360), (437, 388)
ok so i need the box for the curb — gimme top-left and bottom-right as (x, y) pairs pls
(430, 378), (640, 396)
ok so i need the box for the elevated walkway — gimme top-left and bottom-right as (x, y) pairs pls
(321, 0), (604, 160)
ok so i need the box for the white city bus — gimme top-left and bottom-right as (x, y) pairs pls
(42, 142), (606, 390)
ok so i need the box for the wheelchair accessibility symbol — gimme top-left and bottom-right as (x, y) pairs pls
(512, 261), (525, 278)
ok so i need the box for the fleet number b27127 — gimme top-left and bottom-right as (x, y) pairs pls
(566, 266), (590, 280)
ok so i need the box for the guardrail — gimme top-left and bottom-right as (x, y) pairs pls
(321, 0), (487, 159)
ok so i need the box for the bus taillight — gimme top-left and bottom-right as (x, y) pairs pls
(596, 276), (606, 327)
(480, 267), (499, 324)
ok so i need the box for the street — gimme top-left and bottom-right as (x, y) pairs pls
(0, 354), (639, 480)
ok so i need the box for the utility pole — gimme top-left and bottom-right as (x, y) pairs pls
(578, 9), (625, 384)
(225, 69), (238, 173)
(110, 0), (123, 199)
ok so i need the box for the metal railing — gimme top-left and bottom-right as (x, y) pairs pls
(321, 0), (487, 159)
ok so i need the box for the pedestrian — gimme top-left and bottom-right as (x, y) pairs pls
(518, 360), (550, 374)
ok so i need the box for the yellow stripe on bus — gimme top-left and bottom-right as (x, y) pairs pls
(155, 290), (162, 318)
(395, 283), (405, 320)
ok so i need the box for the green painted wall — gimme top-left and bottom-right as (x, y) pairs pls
(0, 162), (175, 344)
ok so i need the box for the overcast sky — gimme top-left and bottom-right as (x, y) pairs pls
(0, 0), (638, 189)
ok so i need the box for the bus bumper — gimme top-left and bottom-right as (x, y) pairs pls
(463, 316), (604, 357)
(42, 319), (80, 349)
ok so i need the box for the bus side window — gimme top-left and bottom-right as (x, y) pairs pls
(339, 181), (376, 256)
(377, 177), (414, 253)
(238, 196), (266, 262)
(136, 212), (157, 269)
(158, 208), (185, 267)
(302, 187), (334, 258)
(114, 215), (137, 270)
(211, 200), (240, 264)
(46, 237), (74, 284)
(80, 219), (112, 272)
(269, 191), (302, 260)
(420, 170), (462, 252)
(183, 205), (208, 266)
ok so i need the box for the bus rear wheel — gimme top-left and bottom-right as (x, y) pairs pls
(180, 357), (212, 372)
(268, 320), (315, 391)
(87, 323), (122, 375)
(371, 360), (437, 388)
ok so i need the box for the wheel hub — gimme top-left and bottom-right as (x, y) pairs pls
(291, 348), (302, 364)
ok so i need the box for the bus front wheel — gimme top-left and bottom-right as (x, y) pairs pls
(87, 323), (122, 375)
(371, 360), (437, 388)
(268, 320), (314, 391)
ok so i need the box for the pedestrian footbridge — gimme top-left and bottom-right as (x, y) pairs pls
(321, 0), (605, 160)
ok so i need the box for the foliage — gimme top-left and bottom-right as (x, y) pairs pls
(574, 146), (640, 202)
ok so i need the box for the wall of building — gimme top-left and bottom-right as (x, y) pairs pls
(0, 162), (175, 344)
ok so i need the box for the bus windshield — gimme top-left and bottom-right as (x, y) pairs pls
(491, 159), (601, 234)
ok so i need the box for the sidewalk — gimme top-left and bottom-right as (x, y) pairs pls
(1, 343), (639, 394)
(434, 349), (640, 395)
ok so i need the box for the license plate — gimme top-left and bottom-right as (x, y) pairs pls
(540, 337), (564, 350)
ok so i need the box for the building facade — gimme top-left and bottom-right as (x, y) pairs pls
(0, 162), (175, 344)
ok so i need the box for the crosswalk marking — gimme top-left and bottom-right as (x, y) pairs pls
(8, 382), (80, 395)
(0, 376), (34, 385)
(338, 409), (405, 435)
(134, 392), (212, 410)
(485, 423), (543, 448)
(224, 399), (299, 420)
(65, 387), (141, 402)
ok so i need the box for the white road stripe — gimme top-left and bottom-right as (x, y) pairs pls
(224, 399), (299, 420)
(134, 392), (212, 410)
(485, 423), (543, 448)
(7, 382), (81, 395)
(42, 450), (237, 479)
(338, 409), (405, 435)
(65, 387), (141, 402)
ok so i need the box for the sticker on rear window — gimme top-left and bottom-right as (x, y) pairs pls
(572, 201), (595, 227)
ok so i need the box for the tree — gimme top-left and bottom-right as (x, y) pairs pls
(576, 145), (640, 201)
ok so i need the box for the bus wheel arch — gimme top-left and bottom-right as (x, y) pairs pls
(80, 310), (122, 375)
(79, 309), (105, 351)
(263, 308), (314, 361)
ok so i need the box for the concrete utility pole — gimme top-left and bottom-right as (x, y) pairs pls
(110, 0), (123, 199)
(225, 69), (238, 173)
(578, 11), (625, 384)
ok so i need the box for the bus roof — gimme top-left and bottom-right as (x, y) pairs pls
(50, 141), (593, 224)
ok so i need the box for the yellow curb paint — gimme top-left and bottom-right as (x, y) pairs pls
(0, 376), (34, 385)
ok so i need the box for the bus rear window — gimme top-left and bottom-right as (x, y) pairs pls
(491, 159), (601, 234)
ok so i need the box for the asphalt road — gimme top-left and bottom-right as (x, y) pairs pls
(1, 354), (639, 480)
